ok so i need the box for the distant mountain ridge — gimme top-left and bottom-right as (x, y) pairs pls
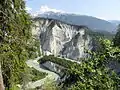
(109, 20), (120, 26)
(36, 11), (116, 33)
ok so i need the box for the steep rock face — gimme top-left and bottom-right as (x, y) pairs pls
(32, 18), (93, 60)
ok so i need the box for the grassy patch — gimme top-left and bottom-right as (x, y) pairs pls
(30, 67), (47, 82)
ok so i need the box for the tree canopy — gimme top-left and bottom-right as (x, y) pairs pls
(0, 0), (36, 89)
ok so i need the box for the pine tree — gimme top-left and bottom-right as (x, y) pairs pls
(0, 0), (33, 89)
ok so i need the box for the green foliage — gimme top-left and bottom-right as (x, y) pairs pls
(86, 29), (114, 40)
(26, 38), (41, 59)
(64, 39), (120, 90)
(42, 79), (61, 90)
(0, 0), (38, 89)
(39, 55), (75, 69)
(30, 67), (47, 82)
(67, 61), (119, 90)
(6, 85), (20, 90)
(85, 29), (104, 39)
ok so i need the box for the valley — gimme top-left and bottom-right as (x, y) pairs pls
(1, 0), (120, 90)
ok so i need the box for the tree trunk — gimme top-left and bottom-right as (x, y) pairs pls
(0, 64), (4, 90)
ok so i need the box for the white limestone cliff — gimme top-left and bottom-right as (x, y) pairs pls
(32, 18), (93, 60)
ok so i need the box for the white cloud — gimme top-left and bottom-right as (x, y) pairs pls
(26, 7), (32, 11)
(31, 5), (66, 17)
(40, 5), (65, 13)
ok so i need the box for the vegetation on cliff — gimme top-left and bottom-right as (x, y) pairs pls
(30, 67), (47, 82)
(65, 39), (120, 90)
(1, 0), (120, 90)
(0, 0), (40, 89)
(39, 55), (76, 69)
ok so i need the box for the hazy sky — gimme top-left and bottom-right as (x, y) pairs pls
(25, 0), (120, 20)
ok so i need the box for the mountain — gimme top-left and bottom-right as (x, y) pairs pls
(36, 11), (116, 33)
(109, 20), (120, 26)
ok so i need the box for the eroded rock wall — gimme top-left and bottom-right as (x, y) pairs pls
(32, 18), (93, 60)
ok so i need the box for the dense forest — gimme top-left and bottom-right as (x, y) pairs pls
(0, 0), (41, 89)
(0, 0), (120, 90)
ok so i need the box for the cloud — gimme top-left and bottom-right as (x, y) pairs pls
(26, 7), (32, 11)
(30, 5), (67, 17)
(39, 5), (65, 13)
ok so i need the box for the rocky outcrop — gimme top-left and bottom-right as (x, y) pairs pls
(42, 61), (65, 76)
(32, 18), (93, 60)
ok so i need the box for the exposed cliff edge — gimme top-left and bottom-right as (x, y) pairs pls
(32, 17), (94, 60)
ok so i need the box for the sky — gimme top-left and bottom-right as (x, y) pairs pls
(25, 0), (120, 20)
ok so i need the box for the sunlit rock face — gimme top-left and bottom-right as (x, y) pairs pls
(32, 18), (93, 60)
